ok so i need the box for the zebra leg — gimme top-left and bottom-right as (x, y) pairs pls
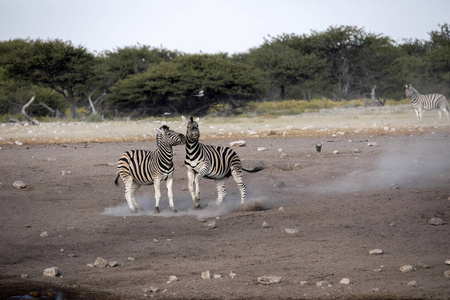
(214, 177), (228, 206)
(166, 177), (177, 212)
(124, 178), (141, 213)
(418, 107), (423, 121)
(231, 170), (247, 205)
(187, 169), (200, 208)
(414, 108), (420, 121)
(153, 179), (161, 214)
(444, 107), (450, 121)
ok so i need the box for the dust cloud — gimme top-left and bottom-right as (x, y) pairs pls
(317, 136), (450, 193)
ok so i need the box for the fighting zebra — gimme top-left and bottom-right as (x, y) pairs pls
(115, 125), (186, 213)
(182, 116), (264, 208)
(404, 84), (449, 122)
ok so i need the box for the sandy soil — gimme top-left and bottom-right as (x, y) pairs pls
(0, 106), (449, 299)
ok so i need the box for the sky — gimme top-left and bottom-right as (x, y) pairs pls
(1, 0), (449, 55)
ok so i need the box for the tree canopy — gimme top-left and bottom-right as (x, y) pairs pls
(1, 24), (449, 119)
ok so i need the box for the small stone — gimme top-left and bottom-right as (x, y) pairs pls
(204, 221), (216, 229)
(127, 257), (136, 261)
(262, 221), (269, 228)
(372, 288), (380, 292)
(351, 148), (361, 153)
(332, 150), (339, 154)
(369, 249), (383, 255)
(13, 181), (26, 190)
(367, 142), (378, 146)
(213, 274), (222, 279)
(229, 272), (236, 278)
(153, 238), (159, 243)
(67, 254), (76, 258)
(390, 183), (400, 189)
(444, 270), (450, 278)
(400, 265), (416, 273)
(316, 281), (330, 287)
(21, 274), (28, 279)
(43, 267), (61, 277)
(445, 259), (450, 265)
(144, 286), (160, 293)
(299, 281), (309, 286)
(61, 170), (73, 176)
(284, 228), (299, 234)
(417, 262), (430, 269)
(107, 261), (118, 267)
(40, 231), (49, 238)
(278, 207), (284, 212)
(408, 281), (417, 287)
(257, 147), (267, 151)
(373, 268), (383, 272)
(86, 263), (94, 268)
(230, 140), (246, 147)
(258, 276), (283, 285)
(429, 218), (445, 225)
(94, 257), (108, 268)
(168, 275), (178, 282)
(201, 270), (212, 280)
(340, 278), (351, 285)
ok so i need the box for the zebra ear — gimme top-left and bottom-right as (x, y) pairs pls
(195, 117), (200, 122)
(154, 127), (162, 134)
(182, 115), (187, 123)
(405, 84), (408, 89)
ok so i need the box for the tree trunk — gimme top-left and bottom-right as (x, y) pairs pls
(21, 92), (40, 125)
(88, 91), (98, 115)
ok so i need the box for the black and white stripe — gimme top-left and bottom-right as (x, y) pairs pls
(182, 116), (263, 208)
(115, 125), (186, 213)
(404, 84), (449, 121)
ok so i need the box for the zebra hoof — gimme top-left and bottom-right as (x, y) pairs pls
(153, 207), (160, 214)
(170, 207), (178, 213)
(194, 204), (202, 210)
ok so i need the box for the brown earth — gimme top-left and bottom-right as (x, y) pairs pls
(0, 114), (449, 299)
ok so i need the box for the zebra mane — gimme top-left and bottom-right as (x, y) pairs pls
(160, 125), (169, 130)
(190, 117), (193, 122)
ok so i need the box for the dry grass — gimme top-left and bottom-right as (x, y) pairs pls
(1, 104), (449, 146)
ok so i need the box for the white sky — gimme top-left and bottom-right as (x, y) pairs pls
(1, 0), (449, 55)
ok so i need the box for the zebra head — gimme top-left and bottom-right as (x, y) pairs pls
(404, 84), (417, 98)
(154, 125), (186, 147)
(183, 116), (200, 141)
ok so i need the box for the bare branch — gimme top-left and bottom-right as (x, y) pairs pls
(21, 92), (40, 125)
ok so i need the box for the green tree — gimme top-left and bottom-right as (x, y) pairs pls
(3, 39), (96, 118)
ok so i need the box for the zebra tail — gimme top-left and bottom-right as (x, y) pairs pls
(114, 173), (120, 186)
(242, 166), (264, 173)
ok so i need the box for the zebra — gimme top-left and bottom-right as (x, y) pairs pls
(114, 125), (186, 213)
(404, 84), (449, 121)
(182, 116), (264, 208)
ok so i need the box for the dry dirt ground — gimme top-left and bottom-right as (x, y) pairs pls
(0, 107), (449, 299)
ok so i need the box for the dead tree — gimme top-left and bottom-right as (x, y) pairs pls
(21, 92), (40, 125)
(88, 90), (106, 115)
(363, 85), (385, 107)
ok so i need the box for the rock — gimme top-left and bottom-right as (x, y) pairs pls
(40, 231), (49, 238)
(278, 207), (284, 212)
(13, 181), (26, 190)
(429, 218), (445, 225)
(153, 238), (159, 243)
(299, 281), (309, 286)
(229, 272), (236, 279)
(230, 140), (246, 147)
(107, 261), (118, 267)
(61, 170), (73, 176)
(444, 270), (450, 278)
(445, 259), (450, 265)
(390, 183), (400, 189)
(204, 221), (216, 229)
(367, 142), (378, 146)
(351, 148), (361, 153)
(168, 275), (178, 282)
(262, 221), (270, 228)
(332, 150), (339, 154)
(94, 257), (108, 268)
(417, 262), (430, 269)
(21, 274), (28, 279)
(258, 276), (283, 285)
(316, 281), (331, 287)
(408, 280), (418, 287)
(144, 286), (160, 293)
(127, 257), (136, 261)
(400, 265), (416, 273)
(340, 278), (351, 285)
(284, 228), (299, 234)
(369, 249), (383, 255)
(257, 147), (267, 151)
(201, 271), (212, 280)
(373, 268), (383, 272)
(43, 267), (61, 277)
(213, 274), (222, 279)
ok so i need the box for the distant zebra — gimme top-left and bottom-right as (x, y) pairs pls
(115, 125), (186, 213)
(404, 84), (449, 121)
(182, 116), (263, 208)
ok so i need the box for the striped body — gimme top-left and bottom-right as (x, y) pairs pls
(115, 125), (186, 213)
(183, 116), (263, 207)
(404, 84), (449, 121)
